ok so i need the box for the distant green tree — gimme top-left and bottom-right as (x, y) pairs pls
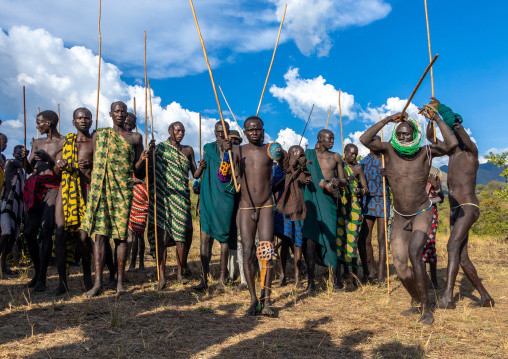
(485, 151), (508, 199)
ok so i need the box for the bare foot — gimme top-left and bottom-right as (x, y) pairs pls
(27, 274), (39, 288)
(83, 285), (102, 298)
(116, 282), (127, 296)
(246, 301), (258, 316)
(234, 283), (247, 292)
(305, 280), (315, 293)
(215, 281), (226, 292)
(295, 281), (304, 290)
(127, 266), (136, 272)
(34, 282), (46, 292)
(400, 306), (422, 316)
(261, 305), (276, 317)
(83, 275), (94, 291)
(334, 281), (345, 291)
(418, 311), (434, 325)
(193, 281), (208, 292)
(53, 283), (68, 296)
(157, 278), (167, 291)
(279, 276), (287, 287)
(436, 298), (456, 310)
(469, 297), (495, 308)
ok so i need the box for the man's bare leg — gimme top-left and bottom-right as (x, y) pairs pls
(376, 217), (387, 284)
(114, 238), (128, 295)
(240, 209), (259, 315)
(294, 246), (303, 289)
(34, 227), (54, 292)
(279, 239), (289, 287)
(359, 217), (377, 281)
(303, 238), (316, 292)
(128, 229), (138, 272)
(215, 242), (229, 291)
(137, 234), (146, 272)
(193, 231), (213, 291)
(84, 235), (107, 298)
(25, 224), (41, 287)
(257, 207), (275, 316)
(176, 242), (188, 284)
(77, 229), (93, 290)
(104, 241), (116, 289)
(183, 215), (193, 276)
(53, 228), (69, 295)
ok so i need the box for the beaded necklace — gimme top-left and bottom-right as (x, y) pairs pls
(390, 118), (423, 156)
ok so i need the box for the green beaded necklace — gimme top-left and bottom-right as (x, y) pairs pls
(390, 118), (423, 156)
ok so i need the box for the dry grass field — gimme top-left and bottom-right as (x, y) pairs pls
(1, 224), (507, 358)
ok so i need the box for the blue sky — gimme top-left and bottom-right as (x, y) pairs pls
(0, 0), (506, 166)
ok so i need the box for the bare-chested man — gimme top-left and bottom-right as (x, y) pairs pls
(423, 98), (495, 309)
(360, 111), (457, 325)
(302, 129), (346, 291)
(149, 121), (205, 289)
(194, 121), (236, 291)
(53, 108), (94, 295)
(0, 145), (25, 276)
(226, 116), (286, 316)
(21, 110), (65, 292)
(82, 101), (147, 297)
(338, 144), (369, 286)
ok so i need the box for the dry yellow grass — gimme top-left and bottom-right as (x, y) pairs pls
(1, 226), (507, 358)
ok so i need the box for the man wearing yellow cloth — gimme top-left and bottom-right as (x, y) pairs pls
(337, 144), (369, 288)
(53, 108), (95, 295)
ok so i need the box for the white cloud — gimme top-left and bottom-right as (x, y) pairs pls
(270, 0), (391, 56)
(1, 0), (391, 78)
(269, 67), (355, 129)
(343, 131), (370, 158)
(0, 26), (229, 160)
(275, 127), (308, 151)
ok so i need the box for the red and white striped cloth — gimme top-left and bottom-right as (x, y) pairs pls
(129, 182), (149, 234)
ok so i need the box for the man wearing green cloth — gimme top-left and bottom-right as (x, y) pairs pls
(149, 121), (205, 290)
(338, 144), (369, 288)
(194, 121), (237, 291)
(303, 129), (346, 292)
(83, 101), (148, 298)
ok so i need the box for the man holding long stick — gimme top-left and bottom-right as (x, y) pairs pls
(82, 101), (148, 297)
(149, 121), (205, 289)
(360, 111), (457, 325)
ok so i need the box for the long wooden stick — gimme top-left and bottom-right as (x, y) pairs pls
(147, 78), (158, 283)
(424, 0), (437, 143)
(256, 3), (287, 116)
(199, 113), (202, 161)
(299, 104), (314, 146)
(23, 86), (26, 150)
(218, 85), (246, 143)
(189, 0), (239, 192)
(148, 80), (154, 141)
(144, 31), (149, 193)
(339, 89), (344, 153)
(401, 54), (439, 117)
(325, 105), (332, 130)
(58, 104), (60, 132)
(134, 97), (138, 133)
(37, 107), (40, 138)
(95, 0), (102, 130)
(380, 117), (390, 294)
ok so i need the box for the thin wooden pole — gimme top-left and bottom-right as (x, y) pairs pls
(299, 104), (314, 146)
(339, 89), (344, 153)
(147, 79), (158, 284)
(424, 0), (437, 143)
(23, 86), (26, 150)
(199, 113), (202, 161)
(256, 3), (287, 116)
(401, 54), (439, 117)
(95, 0), (102, 130)
(58, 104), (60, 132)
(189, 0), (239, 192)
(134, 97), (138, 133)
(380, 117), (390, 295)
(37, 107), (40, 138)
(218, 85), (246, 143)
(144, 31), (149, 192)
(148, 80), (154, 141)
(325, 105), (332, 130)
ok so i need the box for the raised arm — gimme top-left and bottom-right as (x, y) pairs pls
(360, 113), (406, 153)
(429, 115), (458, 157)
(453, 123), (478, 157)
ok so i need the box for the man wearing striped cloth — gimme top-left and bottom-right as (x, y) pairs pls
(149, 121), (206, 290)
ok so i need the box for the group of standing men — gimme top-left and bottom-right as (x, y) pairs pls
(0, 97), (494, 324)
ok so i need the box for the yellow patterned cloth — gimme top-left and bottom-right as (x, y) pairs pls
(61, 133), (85, 232)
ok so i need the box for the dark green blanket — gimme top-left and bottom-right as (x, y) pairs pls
(200, 142), (237, 249)
(302, 149), (338, 269)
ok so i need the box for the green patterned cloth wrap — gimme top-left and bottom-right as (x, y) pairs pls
(148, 139), (191, 247)
(200, 142), (237, 249)
(82, 128), (134, 241)
(337, 165), (363, 269)
(438, 103), (463, 130)
(302, 149), (338, 270)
